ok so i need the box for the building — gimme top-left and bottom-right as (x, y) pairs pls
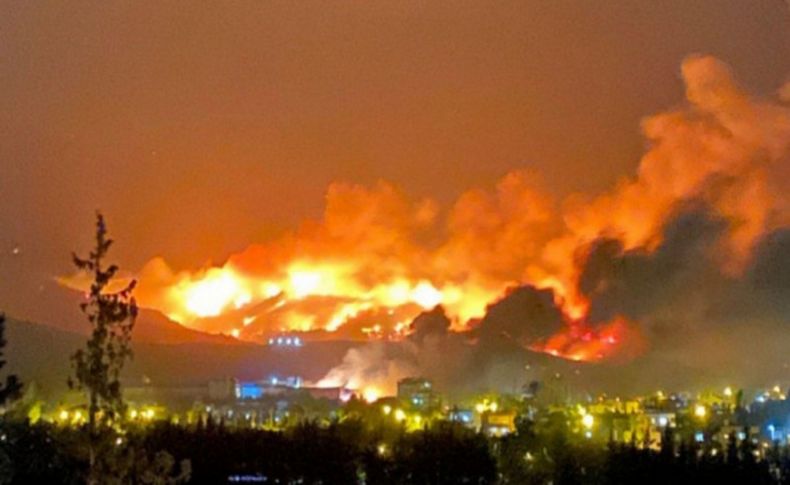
(645, 411), (676, 429)
(481, 411), (516, 436)
(236, 376), (303, 400)
(208, 378), (239, 401)
(397, 377), (439, 410)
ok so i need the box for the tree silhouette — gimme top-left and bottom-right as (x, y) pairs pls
(0, 313), (21, 406)
(68, 213), (137, 482)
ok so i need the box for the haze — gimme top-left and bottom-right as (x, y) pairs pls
(1, 1), (789, 323)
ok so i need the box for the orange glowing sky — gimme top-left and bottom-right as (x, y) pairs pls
(1, 1), (789, 326)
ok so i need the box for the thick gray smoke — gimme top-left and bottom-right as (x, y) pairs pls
(316, 286), (568, 397)
(577, 204), (790, 389)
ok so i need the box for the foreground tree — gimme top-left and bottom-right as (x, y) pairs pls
(0, 313), (22, 406)
(0, 313), (22, 483)
(69, 213), (138, 482)
(69, 213), (137, 427)
(66, 214), (190, 484)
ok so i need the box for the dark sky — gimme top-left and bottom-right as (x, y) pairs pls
(1, 1), (789, 320)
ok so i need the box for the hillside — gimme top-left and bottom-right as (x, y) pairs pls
(2, 317), (356, 398)
(2, 314), (775, 403)
(12, 284), (240, 345)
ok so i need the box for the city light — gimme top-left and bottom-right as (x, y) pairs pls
(268, 336), (304, 347)
(582, 414), (594, 429)
(525, 452), (534, 462)
(694, 404), (706, 418)
(31, 376), (790, 480)
(475, 400), (498, 414)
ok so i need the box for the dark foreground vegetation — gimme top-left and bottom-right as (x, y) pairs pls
(2, 416), (790, 484)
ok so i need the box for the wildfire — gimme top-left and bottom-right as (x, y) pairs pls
(182, 271), (243, 317)
(176, 266), (464, 336)
(58, 56), (790, 366)
(531, 316), (646, 363)
(137, 254), (622, 362)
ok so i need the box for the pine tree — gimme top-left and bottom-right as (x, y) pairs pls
(68, 213), (137, 482)
(69, 213), (137, 427)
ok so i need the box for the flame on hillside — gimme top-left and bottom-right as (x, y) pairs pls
(60, 56), (790, 366)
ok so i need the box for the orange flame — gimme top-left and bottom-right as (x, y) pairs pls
(58, 56), (790, 365)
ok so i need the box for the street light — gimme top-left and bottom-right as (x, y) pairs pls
(694, 404), (706, 418)
(582, 414), (594, 429)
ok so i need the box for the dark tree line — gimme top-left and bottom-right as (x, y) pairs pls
(7, 415), (790, 484)
(496, 416), (790, 484)
(147, 418), (496, 484)
(0, 419), (496, 484)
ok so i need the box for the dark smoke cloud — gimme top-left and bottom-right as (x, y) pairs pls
(580, 205), (728, 325)
(408, 306), (452, 343)
(473, 285), (563, 346)
(745, 229), (790, 319)
(575, 204), (790, 388)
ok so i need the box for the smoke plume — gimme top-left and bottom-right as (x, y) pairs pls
(59, 55), (790, 393)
